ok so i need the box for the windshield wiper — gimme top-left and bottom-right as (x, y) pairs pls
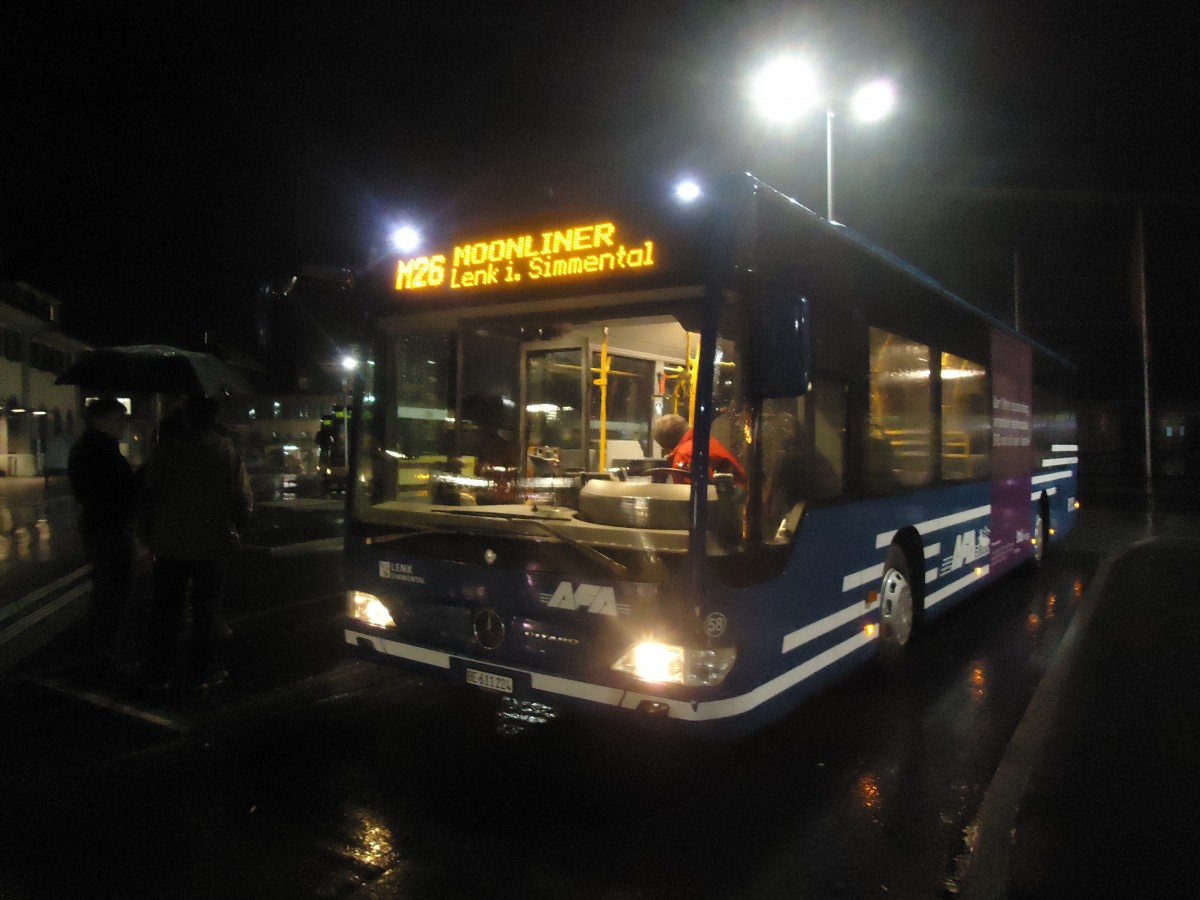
(433, 508), (628, 577)
(523, 518), (628, 578)
(364, 529), (444, 546)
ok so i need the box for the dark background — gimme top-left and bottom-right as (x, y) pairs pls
(2, 2), (1197, 414)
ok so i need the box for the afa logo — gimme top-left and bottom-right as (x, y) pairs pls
(941, 526), (991, 576)
(541, 581), (623, 616)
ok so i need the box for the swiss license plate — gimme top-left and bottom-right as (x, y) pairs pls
(466, 668), (513, 694)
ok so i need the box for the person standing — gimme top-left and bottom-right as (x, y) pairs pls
(67, 397), (139, 677)
(138, 396), (253, 693)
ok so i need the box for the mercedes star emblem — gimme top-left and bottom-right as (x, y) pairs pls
(473, 609), (506, 650)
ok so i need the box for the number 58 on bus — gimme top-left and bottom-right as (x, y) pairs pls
(342, 172), (1077, 735)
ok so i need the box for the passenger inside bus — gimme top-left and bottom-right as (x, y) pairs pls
(652, 413), (747, 486)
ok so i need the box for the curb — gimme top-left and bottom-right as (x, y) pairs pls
(0, 564), (92, 674)
(956, 538), (1145, 898)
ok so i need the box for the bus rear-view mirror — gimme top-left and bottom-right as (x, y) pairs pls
(747, 292), (810, 399)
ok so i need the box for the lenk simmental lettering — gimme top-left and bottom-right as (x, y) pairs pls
(394, 221), (657, 292)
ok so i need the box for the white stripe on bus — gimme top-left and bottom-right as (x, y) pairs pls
(876, 504), (991, 549)
(351, 625), (880, 724)
(841, 563), (883, 593)
(782, 600), (870, 653)
(1032, 470), (1073, 485)
(926, 565), (990, 608)
(531, 672), (626, 705)
(1041, 457), (1078, 467)
(346, 632), (451, 668)
(625, 628), (877, 721)
(843, 540), (945, 597)
(1051, 444), (1078, 452)
(1030, 487), (1058, 501)
(350, 562), (999, 725)
(346, 630), (627, 706)
(924, 541), (942, 584)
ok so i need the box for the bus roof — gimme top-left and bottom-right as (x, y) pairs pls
(740, 175), (1074, 372)
(371, 171), (1073, 372)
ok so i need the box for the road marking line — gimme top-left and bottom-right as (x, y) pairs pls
(1, 583), (90, 641)
(0, 564), (91, 625)
(25, 675), (193, 732)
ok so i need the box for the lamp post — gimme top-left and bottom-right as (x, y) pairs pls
(751, 55), (895, 222)
(340, 353), (359, 470)
(32, 408), (48, 481)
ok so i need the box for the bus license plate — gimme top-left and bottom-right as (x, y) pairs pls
(466, 668), (513, 694)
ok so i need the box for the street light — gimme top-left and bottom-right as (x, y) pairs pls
(851, 79), (897, 123)
(339, 353), (360, 470)
(751, 55), (896, 222)
(389, 224), (421, 254)
(674, 178), (702, 203)
(750, 56), (819, 124)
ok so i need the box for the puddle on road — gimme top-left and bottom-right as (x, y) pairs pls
(0, 504), (58, 566)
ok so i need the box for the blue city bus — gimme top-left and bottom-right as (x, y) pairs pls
(343, 173), (1077, 734)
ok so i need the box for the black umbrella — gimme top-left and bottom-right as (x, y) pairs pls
(56, 344), (253, 397)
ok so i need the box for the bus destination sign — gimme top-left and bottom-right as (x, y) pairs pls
(394, 221), (657, 293)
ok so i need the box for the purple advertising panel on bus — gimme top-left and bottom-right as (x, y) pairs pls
(990, 329), (1033, 575)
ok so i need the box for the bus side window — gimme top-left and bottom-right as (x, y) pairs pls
(811, 380), (846, 499)
(940, 351), (990, 481)
(761, 396), (807, 530)
(762, 379), (848, 531)
(868, 327), (934, 490)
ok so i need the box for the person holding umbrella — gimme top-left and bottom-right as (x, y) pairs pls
(67, 397), (139, 679)
(138, 396), (253, 694)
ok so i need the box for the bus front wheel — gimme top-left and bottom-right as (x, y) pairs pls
(879, 545), (917, 655)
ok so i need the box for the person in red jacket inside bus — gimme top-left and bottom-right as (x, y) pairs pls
(652, 413), (747, 486)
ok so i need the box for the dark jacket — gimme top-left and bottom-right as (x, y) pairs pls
(67, 426), (137, 538)
(138, 429), (253, 560)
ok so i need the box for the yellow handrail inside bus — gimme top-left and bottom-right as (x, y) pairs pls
(594, 327), (610, 469)
(687, 334), (698, 427)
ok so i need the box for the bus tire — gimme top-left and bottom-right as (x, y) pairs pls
(879, 544), (919, 657)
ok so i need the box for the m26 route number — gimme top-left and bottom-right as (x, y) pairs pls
(397, 255), (446, 290)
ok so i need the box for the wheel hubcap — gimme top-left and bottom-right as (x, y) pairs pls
(880, 568), (913, 646)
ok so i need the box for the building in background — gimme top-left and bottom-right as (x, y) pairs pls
(223, 391), (344, 475)
(1, 282), (90, 476)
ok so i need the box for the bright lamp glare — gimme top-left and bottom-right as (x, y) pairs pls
(611, 640), (737, 687)
(349, 591), (395, 629)
(633, 642), (682, 684)
(675, 179), (702, 203)
(851, 79), (896, 122)
(751, 55), (819, 124)
(390, 224), (421, 254)
(341, 355), (359, 371)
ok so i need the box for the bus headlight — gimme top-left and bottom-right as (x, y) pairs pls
(349, 590), (395, 629)
(611, 641), (736, 687)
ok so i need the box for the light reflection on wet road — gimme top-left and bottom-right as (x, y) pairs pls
(0, 511), (1154, 899)
(0, 487), (78, 572)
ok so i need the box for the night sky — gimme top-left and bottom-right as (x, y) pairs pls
(3, 2), (1198, 403)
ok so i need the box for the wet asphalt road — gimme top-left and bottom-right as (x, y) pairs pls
(0, 510), (1147, 899)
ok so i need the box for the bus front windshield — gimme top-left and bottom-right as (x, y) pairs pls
(352, 299), (755, 541)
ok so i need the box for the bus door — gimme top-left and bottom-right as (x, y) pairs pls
(519, 338), (592, 477)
